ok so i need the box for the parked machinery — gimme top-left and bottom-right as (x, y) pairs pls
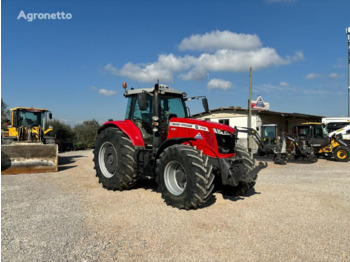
(1, 107), (58, 174)
(292, 123), (350, 162)
(236, 125), (317, 165)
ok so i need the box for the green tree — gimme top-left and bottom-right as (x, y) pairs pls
(1, 99), (10, 126)
(48, 119), (75, 150)
(73, 119), (100, 148)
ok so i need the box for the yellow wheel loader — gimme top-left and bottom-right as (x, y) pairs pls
(1, 107), (58, 174)
(292, 123), (350, 162)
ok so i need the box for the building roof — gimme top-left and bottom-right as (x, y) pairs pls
(192, 106), (323, 121)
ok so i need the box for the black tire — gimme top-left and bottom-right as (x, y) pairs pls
(93, 127), (138, 190)
(333, 146), (350, 162)
(234, 145), (256, 195)
(156, 144), (215, 209)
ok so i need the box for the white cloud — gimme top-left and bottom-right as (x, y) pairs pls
(91, 85), (117, 96)
(306, 73), (321, 79)
(113, 54), (192, 83)
(254, 83), (295, 93)
(105, 30), (304, 83)
(179, 30), (262, 52)
(104, 64), (118, 75)
(329, 72), (344, 79)
(180, 49), (302, 80)
(207, 79), (232, 90)
(98, 89), (117, 96)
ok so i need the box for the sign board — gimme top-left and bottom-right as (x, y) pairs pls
(251, 96), (270, 110)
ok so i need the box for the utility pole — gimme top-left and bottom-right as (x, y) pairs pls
(248, 67), (253, 156)
(346, 27), (350, 117)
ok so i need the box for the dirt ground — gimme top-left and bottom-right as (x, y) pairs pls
(2, 150), (350, 261)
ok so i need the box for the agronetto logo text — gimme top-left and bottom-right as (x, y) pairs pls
(17, 10), (72, 22)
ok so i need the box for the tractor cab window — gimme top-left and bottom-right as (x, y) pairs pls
(129, 95), (153, 145)
(160, 96), (186, 120)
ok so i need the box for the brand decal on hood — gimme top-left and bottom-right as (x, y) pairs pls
(169, 122), (209, 132)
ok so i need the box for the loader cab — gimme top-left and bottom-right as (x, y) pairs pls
(8, 108), (53, 139)
(293, 123), (329, 148)
(124, 86), (187, 146)
(261, 124), (278, 145)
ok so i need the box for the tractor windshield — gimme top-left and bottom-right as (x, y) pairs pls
(160, 96), (186, 119)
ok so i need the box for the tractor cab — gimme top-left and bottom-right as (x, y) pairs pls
(124, 85), (188, 146)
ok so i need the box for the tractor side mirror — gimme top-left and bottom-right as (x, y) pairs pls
(49, 113), (53, 119)
(138, 93), (148, 111)
(202, 97), (209, 113)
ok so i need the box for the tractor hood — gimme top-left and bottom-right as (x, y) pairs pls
(169, 117), (235, 134)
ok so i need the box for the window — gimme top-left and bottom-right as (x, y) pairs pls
(160, 96), (186, 119)
(326, 122), (350, 133)
(219, 119), (229, 126)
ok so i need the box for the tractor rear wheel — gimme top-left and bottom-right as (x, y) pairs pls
(93, 127), (138, 190)
(333, 146), (350, 162)
(156, 144), (215, 209)
(234, 145), (256, 195)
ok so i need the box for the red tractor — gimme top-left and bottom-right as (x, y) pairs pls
(94, 83), (263, 209)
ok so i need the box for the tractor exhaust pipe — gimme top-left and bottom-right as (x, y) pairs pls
(152, 82), (161, 153)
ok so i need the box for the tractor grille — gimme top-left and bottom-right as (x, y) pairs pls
(215, 133), (236, 154)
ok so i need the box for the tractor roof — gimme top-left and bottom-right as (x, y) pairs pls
(125, 84), (184, 97)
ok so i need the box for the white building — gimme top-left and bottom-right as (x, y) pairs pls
(193, 106), (323, 153)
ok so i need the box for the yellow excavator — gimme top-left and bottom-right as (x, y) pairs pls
(1, 107), (58, 174)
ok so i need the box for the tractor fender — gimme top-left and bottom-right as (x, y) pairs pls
(155, 137), (195, 160)
(98, 120), (145, 147)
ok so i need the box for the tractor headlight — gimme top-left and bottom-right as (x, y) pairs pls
(213, 128), (231, 136)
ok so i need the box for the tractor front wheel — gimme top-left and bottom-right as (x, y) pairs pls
(156, 144), (214, 209)
(93, 127), (138, 190)
(234, 145), (256, 195)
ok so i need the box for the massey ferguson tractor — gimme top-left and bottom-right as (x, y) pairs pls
(93, 83), (264, 209)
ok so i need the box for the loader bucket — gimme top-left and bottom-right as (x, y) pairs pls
(1, 143), (58, 175)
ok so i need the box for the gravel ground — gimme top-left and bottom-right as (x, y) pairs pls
(2, 150), (350, 261)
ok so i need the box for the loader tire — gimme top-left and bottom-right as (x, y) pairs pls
(93, 127), (138, 190)
(156, 144), (215, 210)
(333, 146), (350, 162)
(234, 145), (256, 195)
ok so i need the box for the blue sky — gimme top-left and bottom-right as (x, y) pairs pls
(2, 0), (350, 125)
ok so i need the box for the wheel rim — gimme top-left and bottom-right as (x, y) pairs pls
(337, 150), (347, 160)
(99, 141), (117, 178)
(164, 161), (187, 196)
